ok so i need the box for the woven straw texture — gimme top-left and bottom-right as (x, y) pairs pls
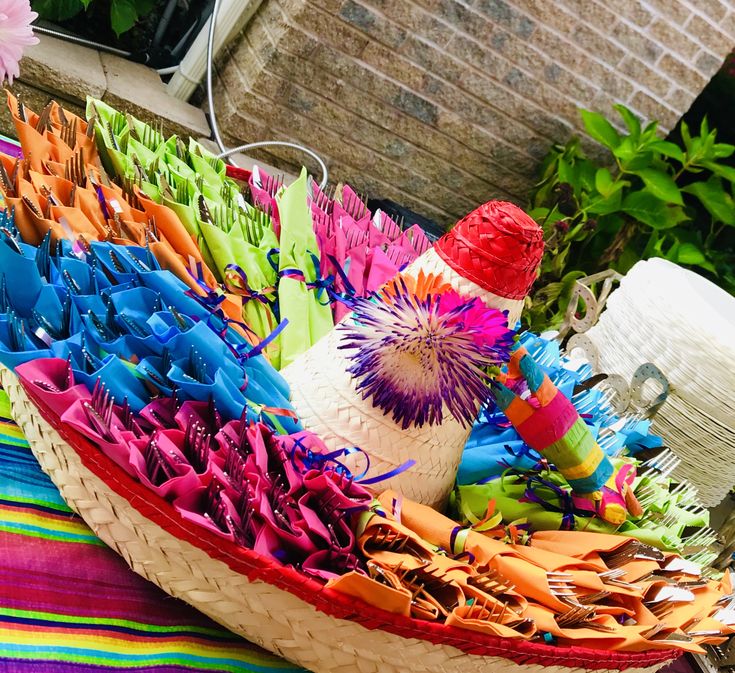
(405, 248), (525, 327)
(586, 258), (735, 506)
(281, 327), (470, 509)
(434, 201), (544, 301)
(0, 363), (675, 673)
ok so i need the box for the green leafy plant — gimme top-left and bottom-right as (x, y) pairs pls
(32, 0), (157, 37)
(526, 104), (735, 331)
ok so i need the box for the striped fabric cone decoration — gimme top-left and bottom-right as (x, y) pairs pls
(490, 347), (642, 525)
(404, 200), (544, 327)
(282, 201), (543, 509)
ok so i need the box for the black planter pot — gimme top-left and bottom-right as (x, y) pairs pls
(34, 0), (213, 69)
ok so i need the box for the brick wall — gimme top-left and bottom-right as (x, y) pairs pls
(214, 0), (735, 225)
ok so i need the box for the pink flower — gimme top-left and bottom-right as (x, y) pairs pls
(0, 0), (38, 84)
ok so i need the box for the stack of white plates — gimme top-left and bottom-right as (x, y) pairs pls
(587, 258), (735, 506)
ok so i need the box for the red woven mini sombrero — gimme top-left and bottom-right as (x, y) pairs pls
(435, 201), (544, 301)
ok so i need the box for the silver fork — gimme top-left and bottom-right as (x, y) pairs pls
(32, 379), (62, 393)
(183, 416), (210, 473)
(203, 479), (232, 534)
(598, 568), (642, 590)
(91, 378), (115, 430)
(176, 179), (191, 206)
(556, 604), (596, 628)
(82, 401), (115, 442)
(60, 117), (77, 149)
(0, 159), (15, 197)
(596, 427), (618, 454)
(187, 347), (207, 383)
(667, 479), (698, 504)
(467, 568), (516, 598)
(646, 599), (674, 619)
(64, 148), (86, 187)
(143, 433), (176, 486)
(34, 102), (53, 133)
(577, 590), (611, 605)
(119, 397), (142, 438)
(120, 176), (143, 211)
(7, 311), (27, 352)
(547, 571), (581, 605)
(640, 449), (681, 478)
(681, 527), (718, 553)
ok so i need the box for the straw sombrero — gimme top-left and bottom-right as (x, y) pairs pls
(282, 201), (544, 508)
(2, 364), (678, 673)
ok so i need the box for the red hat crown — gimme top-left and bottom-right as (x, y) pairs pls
(435, 200), (544, 300)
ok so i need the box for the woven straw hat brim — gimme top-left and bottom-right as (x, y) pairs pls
(1, 364), (678, 673)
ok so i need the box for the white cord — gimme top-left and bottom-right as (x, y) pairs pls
(206, 0), (228, 156)
(217, 141), (328, 190)
(205, 0), (329, 188)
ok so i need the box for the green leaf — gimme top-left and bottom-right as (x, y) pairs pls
(614, 104), (641, 140)
(631, 168), (683, 205)
(587, 189), (623, 216)
(682, 177), (735, 225)
(622, 151), (655, 172)
(579, 160), (597, 192)
(594, 168), (614, 197)
(642, 230), (660, 258)
(686, 136), (704, 164)
(680, 120), (692, 152)
(665, 205), (688, 228)
(552, 244), (571, 275)
(616, 247), (640, 274)
(80, 0), (92, 8)
(700, 116), (710, 138)
(557, 159), (581, 193)
(613, 137), (635, 162)
(649, 140), (685, 163)
(640, 120), (660, 143)
(622, 191), (679, 229)
(665, 241), (680, 261)
(580, 109), (621, 150)
(673, 242), (715, 271)
(713, 143), (735, 159)
(676, 242), (706, 265)
(31, 0), (83, 21)
(703, 161), (735, 183)
(110, 0), (139, 36)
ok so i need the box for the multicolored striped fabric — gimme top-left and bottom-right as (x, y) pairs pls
(494, 346), (614, 496)
(0, 388), (304, 673)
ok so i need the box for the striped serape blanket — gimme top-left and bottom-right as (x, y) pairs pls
(0, 388), (304, 673)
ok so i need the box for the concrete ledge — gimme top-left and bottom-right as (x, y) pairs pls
(18, 34), (106, 102)
(2, 34), (209, 140)
(100, 53), (210, 138)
